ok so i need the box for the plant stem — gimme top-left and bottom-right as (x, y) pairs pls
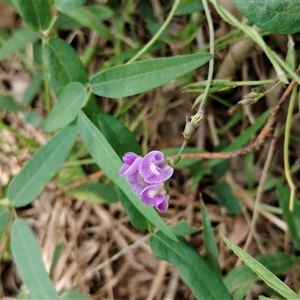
(284, 85), (297, 211)
(0, 121), (39, 147)
(42, 51), (51, 114)
(198, 0), (214, 111)
(126, 0), (181, 64)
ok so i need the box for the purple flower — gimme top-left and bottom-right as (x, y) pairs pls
(119, 152), (139, 176)
(127, 170), (150, 195)
(140, 183), (169, 212)
(139, 151), (173, 184)
(120, 150), (173, 212)
(120, 152), (150, 195)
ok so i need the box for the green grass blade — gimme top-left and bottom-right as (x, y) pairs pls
(200, 201), (222, 278)
(150, 232), (232, 300)
(221, 234), (300, 300)
(78, 112), (176, 240)
(90, 52), (212, 98)
(10, 219), (59, 299)
(277, 184), (300, 249)
(204, 108), (270, 172)
(212, 182), (241, 214)
(224, 252), (295, 295)
(7, 123), (78, 207)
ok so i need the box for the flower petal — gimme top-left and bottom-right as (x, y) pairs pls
(156, 196), (169, 212)
(140, 183), (166, 206)
(122, 152), (139, 165)
(139, 150), (173, 184)
(128, 172), (150, 195)
(120, 152), (139, 176)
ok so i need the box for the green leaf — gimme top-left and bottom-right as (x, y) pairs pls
(97, 112), (142, 158)
(200, 201), (221, 278)
(22, 72), (43, 106)
(222, 109), (270, 152)
(0, 95), (21, 112)
(7, 123), (78, 207)
(258, 296), (272, 300)
(17, 291), (34, 300)
(221, 234), (300, 300)
(78, 112), (176, 240)
(176, 0), (203, 16)
(43, 38), (88, 98)
(277, 184), (300, 249)
(234, 0), (300, 34)
(68, 182), (118, 204)
(66, 5), (113, 40)
(50, 243), (65, 272)
(56, 14), (82, 30)
(90, 52), (212, 98)
(12, 0), (51, 31)
(61, 289), (92, 299)
(224, 252), (296, 295)
(24, 111), (43, 127)
(0, 204), (10, 232)
(150, 232), (232, 300)
(212, 182), (241, 214)
(170, 220), (199, 236)
(54, 0), (86, 13)
(211, 140), (230, 179)
(43, 83), (88, 132)
(0, 28), (40, 60)
(116, 188), (149, 230)
(10, 218), (59, 299)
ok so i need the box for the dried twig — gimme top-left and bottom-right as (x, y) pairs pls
(180, 78), (297, 160)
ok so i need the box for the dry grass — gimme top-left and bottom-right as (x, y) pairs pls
(1, 1), (300, 299)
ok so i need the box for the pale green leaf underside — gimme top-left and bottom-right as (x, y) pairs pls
(43, 82), (88, 132)
(78, 112), (176, 240)
(234, 0), (300, 34)
(11, 219), (59, 299)
(90, 52), (212, 98)
(7, 123), (78, 207)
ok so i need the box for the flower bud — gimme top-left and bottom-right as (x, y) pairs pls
(238, 87), (265, 105)
(182, 111), (204, 140)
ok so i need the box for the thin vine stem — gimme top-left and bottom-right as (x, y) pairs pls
(284, 84), (297, 211)
(198, 0), (214, 111)
(126, 0), (181, 64)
